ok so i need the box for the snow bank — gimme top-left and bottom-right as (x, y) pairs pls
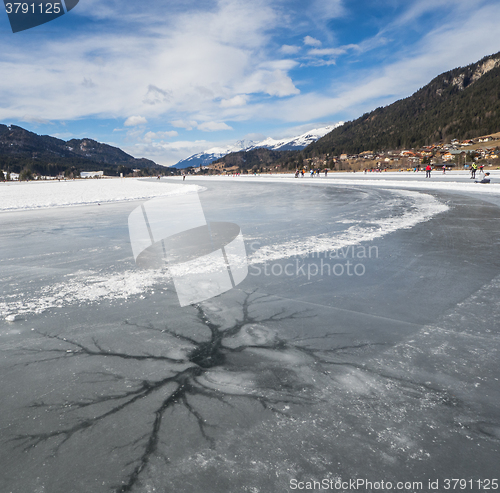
(0, 178), (203, 212)
(191, 171), (500, 194)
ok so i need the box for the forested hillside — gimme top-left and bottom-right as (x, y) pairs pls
(0, 124), (160, 176)
(306, 52), (500, 156)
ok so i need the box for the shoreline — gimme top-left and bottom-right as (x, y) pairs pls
(0, 178), (203, 213)
(3, 171), (500, 213)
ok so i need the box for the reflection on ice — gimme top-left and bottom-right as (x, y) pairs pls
(249, 189), (448, 264)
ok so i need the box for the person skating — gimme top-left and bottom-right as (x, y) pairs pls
(425, 164), (432, 178)
(471, 162), (477, 179)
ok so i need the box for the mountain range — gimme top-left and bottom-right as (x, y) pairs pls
(3, 50), (499, 177)
(210, 51), (500, 172)
(173, 124), (342, 169)
(0, 124), (159, 175)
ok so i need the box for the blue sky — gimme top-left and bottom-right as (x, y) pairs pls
(1, 0), (500, 166)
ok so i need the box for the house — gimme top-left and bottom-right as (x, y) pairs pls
(359, 151), (375, 159)
(81, 171), (104, 178)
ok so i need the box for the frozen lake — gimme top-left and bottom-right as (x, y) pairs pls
(1, 177), (499, 492)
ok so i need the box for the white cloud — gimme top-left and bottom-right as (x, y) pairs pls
(143, 85), (171, 105)
(125, 127), (146, 141)
(308, 47), (348, 56)
(0, 0), (284, 123)
(122, 139), (212, 167)
(304, 36), (322, 47)
(280, 44), (301, 55)
(310, 0), (345, 20)
(390, 0), (485, 29)
(82, 77), (96, 88)
(303, 44), (361, 66)
(197, 121), (233, 132)
(220, 95), (247, 108)
(254, 2), (500, 123)
(239, 69), (300, 97)
(171, 120), (198, 130)
(20, 116), (52, 125)
(124, 116), (148, 126)
(259, 59), (299, 71)
(142, 130), (179, 143)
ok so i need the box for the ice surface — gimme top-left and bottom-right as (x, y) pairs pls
(249, 189), (448, 263)
(0, 268), (170, 318)
(0, 177), (498, 493)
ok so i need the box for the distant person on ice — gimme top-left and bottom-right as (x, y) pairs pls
(471, 163), (477, 179)
(425, 164), (432, 178)
(475, 172), (491, 184)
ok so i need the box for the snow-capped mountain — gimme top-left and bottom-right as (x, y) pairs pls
(172, 124), (342, 168)
(172, 139), (256, 169)
(245, 124), (342, 152)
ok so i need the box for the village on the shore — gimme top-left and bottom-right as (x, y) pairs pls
(3, 133), (500, 180)
(201, 133), (500, 175)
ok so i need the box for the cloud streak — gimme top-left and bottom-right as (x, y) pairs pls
(125, 116), (148, 127)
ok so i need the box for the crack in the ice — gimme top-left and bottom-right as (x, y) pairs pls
(11, 290), (460, 492)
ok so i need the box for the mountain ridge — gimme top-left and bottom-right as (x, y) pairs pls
(173, 124), (342, 169)
(0, 124), (160, 175)
(305, 51), (500, 157)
